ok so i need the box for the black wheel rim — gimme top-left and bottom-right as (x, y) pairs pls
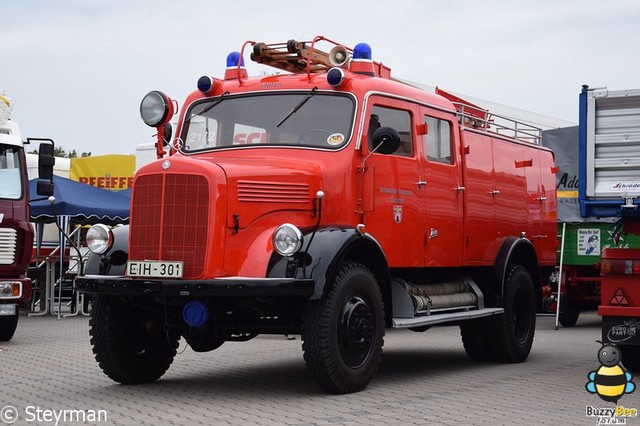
(337, 296), (375, 368)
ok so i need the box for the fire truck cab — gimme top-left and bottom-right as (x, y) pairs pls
(77, 37), (557, 394)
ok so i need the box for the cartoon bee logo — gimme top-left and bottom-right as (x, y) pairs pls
(586, 342), (636, 403)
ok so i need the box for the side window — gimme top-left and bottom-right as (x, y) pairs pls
(424, 116), (452, 164)
(369, 105), (413, 157)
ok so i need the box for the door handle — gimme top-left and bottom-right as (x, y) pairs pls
(417, 180), (427, 188)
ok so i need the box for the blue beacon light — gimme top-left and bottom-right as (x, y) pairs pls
(352, 43), (372, 61)
(349, 42), (375, 76)
(226, 51), (245, 68)
(224, 51), (248, 80)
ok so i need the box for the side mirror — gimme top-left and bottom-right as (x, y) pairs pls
(36, 141), (55, 180)
(163, 122), (172, 147)
(36, 180), (54, 197)
(27, 138), (56, 196)
(371, 127), (400, 155)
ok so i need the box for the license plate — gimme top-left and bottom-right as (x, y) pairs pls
(126, 261), (183, 278)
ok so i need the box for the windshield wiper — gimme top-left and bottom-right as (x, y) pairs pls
(276, 87), (318, 128)
(187, 91), (229, 121)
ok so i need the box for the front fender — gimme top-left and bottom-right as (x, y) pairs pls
(268, 227), (390, 300)
(84, 225), (130, 276)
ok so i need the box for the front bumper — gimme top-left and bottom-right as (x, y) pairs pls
(75, 275), (315, 298)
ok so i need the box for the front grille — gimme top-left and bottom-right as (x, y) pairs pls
(129, 174), (210, 278)
(238, 180), (309, 203)
(0, 228), (17, 265)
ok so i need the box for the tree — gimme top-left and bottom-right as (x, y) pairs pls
(28, 147), (91, 157)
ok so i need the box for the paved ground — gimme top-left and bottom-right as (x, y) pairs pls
(0, 311), (637, 426)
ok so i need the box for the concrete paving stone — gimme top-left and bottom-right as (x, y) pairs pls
(0, 312), (635, 425)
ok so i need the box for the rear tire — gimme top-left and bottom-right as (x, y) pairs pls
(460, 317), (495, 362)
(0, 309), (19, 342)
(90, 295), (179, 384)
(302, 262), (385, 394)
(619, 345), (640, 373)
(491, 265), (536, 363)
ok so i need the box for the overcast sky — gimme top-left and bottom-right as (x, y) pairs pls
(3, 0), (639, 156)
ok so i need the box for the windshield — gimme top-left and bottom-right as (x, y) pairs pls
(0, 144), (23, 200)
(180, 92), (355, 152)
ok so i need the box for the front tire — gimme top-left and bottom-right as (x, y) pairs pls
(0, 309), (19, 342)
(302, 262), (385, 394)
(491, 265), (536, 363)
(90, 295), (179, 384)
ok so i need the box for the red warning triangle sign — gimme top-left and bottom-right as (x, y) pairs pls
(610, 288), (629, 306)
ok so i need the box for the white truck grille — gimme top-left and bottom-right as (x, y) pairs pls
(0, 228), (17, 265)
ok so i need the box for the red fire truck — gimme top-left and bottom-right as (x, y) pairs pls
(579, 85), (640, 373)
(76, 37), (558, 393)
(0, 92), (54, 341)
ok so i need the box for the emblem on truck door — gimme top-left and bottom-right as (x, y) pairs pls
(393, 205), (403, 223)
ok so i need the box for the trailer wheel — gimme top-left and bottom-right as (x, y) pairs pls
(559, 303), (580, 328)
(90, 295), (179, 384)
(302, 262), (385, 394)
(492, 265), (536, 363)
(460, 317), (495, 362)
(0, 309), (19, 342)
(619, 345), (640, 373)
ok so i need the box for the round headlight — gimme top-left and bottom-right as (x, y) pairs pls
(0, 283), (13, 296)
(86, 224), (113, 255)
(273, 223), (303, 257)
(140, 90), (172, 127)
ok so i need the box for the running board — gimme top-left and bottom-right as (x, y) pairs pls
(392, 307), (504, 329)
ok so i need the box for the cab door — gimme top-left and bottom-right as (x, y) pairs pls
(419, 108), (464, 266)
(363, 97), (425, 267)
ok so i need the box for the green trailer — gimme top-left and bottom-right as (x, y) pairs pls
(542, 127), (640, 326)
(550, 221), (640, 327)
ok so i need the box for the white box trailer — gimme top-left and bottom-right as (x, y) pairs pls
(580, 86), (640, 218)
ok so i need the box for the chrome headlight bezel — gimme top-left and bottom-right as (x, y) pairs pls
(140, 90), (171, 127)
(86, 224), (113, 255)
(273, 223), (303, 257)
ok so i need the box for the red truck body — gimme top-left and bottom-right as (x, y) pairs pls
(77, 37), (557, 393)
(597, 247), (640, 372)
